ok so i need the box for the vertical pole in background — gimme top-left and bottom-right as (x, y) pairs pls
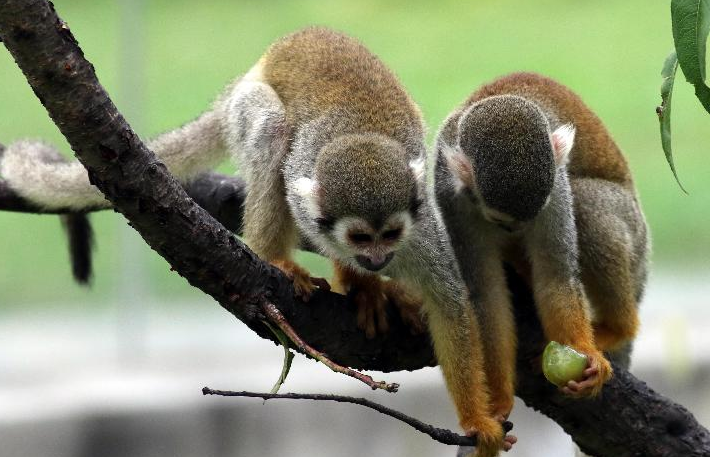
(115, 0), (148, 367)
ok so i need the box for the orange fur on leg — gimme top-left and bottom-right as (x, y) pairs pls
(382, 280), (426, 334)
(426, 300), (504, 457)
(593, 312), (639, 352)
(584, 274), (641, 353)
(535, 285), (612, 397)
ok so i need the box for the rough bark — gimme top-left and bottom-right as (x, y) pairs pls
(0, 2), (708, 456)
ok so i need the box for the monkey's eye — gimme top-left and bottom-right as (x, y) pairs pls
(348, 232), (373, 244)
(381, 228), (402, 241)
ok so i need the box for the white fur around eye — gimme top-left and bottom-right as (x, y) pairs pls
(332, 217), (367, 248)
(397, 212), (414, 239)
(551, 123), (576, 167)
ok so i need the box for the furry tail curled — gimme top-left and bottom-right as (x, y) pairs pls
(0, 140), (107, 210)
(0, 109), (227, 211)
(0, 142), (97, 285)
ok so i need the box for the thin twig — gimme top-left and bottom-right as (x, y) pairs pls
(202, 388), (513, 446)
(261, 300), (399, 392)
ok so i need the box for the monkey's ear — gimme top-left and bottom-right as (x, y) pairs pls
(551, 123), (576, 167)
(442, 145), (474, 194)
(294, 177), (321, 217)
(409, 156), (426, 184)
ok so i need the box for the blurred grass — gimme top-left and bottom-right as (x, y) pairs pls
(0, 0), (708, 307)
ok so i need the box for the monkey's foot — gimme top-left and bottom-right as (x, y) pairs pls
(489, 395), (514, 423)
(382, 281), (426, 334)
(593, 322), (637, 352)
(561, 349), (613, 397)
(354, 282), (389, 339)
(462, 416), (514, 456)
(332, 263), (389, 338)
(271, 259), (317, 301)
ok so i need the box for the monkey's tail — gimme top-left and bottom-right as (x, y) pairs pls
(0, 109), (227, 211)
(60, 212), (95, 285)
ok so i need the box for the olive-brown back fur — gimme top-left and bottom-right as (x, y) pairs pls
(262, 27), (424, 147)
(467, 72), (632, 187)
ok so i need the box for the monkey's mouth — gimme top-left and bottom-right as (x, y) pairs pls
(355, 252), (394, 271)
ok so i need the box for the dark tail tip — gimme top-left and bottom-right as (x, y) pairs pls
(60, 213), (95, 285)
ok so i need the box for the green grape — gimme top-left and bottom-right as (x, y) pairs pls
(542, 341), (588, 387)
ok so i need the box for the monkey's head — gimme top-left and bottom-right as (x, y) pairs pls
(443, 95), (575, 229)
(295, 133), (424, 272)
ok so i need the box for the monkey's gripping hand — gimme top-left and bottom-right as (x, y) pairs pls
(271, 259), (328, 301)
(561, 347), (613, 397)
(332, 262), (424, 338)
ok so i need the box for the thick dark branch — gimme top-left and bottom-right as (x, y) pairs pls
(0, 3), (708, 456)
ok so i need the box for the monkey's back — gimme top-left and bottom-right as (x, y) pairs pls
(260, 27), (424, 147)
(468, 72), (632, 186)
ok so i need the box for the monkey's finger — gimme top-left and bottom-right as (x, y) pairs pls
(502, 435), (517, 451)
(293, 277), (314, 302)
(561, 381), (583, 395)
(365, 303), (377, 339)
(565, 374), (601, 397)
(375, 297), (389, 334)
(356, 298), (368, 330)
(583, 366), (599, 377)
(310, 276), (331, 292)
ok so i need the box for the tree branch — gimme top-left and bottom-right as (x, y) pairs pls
(0, 2), (708, 456)
(261, 300), (400, 393)
(202, 388), (514, 447)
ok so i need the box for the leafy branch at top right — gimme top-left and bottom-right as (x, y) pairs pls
(658, 0), (710, 192)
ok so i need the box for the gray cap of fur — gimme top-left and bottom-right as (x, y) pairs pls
(459, 95), (555, 221)
(315, 134), (416, 228)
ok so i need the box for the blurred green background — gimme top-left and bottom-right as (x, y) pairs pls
(1, 0), (708, 307)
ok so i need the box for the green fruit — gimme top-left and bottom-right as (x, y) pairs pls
(542, 341), (588, 387)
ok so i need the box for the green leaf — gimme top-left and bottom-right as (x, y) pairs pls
(671, 0), (710, 113)
(659, 51), (688, 193)
(263, 321), (295, 394)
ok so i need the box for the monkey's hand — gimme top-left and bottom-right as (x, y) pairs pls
(271, 259), (326, 301)
(461, 416), (516, 456)
(561, 349), (613, 397)
(332, 263), (390, 338)
(333, 263), (426, 338)
(382, 280), (426, 335)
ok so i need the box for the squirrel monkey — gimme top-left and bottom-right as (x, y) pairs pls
(434, 72), (648, 421)
(1, 28), (513, 455)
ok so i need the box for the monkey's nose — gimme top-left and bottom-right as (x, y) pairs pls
(355, 252), (394, 272)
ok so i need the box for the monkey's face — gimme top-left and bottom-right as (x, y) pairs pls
(328, 212), (414, 272)
(292, 173), (419, 272)
(295, 133), (424, 272)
